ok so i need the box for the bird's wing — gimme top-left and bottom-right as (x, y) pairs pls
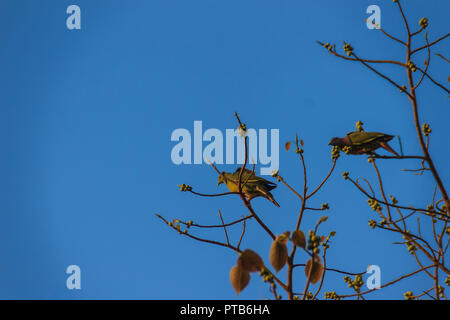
(233, 167), (276, 186)
(348, 132), (386, 145)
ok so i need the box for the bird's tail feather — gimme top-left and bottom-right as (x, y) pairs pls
(264, 192), (280, 208)
(270, 198), (280, 208)
(251, 186), (280, 208)
(380, 142), (400, 157)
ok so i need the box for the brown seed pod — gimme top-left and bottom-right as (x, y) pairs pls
(305, 256), (324, 284)
(237, 249), (264, 273)
(270, 237), (288, 272)
(230, 265), (250, 295)
(292, 230), (306, 249)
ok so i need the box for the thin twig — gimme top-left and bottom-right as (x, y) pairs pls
(293, 264), (365, 276)
(411, 33), (450, 54)
(218, 210), (230, 246)
(237, 219), (246, 250)
(414, 33), (431, 90)
(306, 159), (337, 199)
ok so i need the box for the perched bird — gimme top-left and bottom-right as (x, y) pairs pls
(217, 167), (280, 207)
(329, 131), (399, 156)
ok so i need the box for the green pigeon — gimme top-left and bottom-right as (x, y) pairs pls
(329, 131), (399, 156)
(217, 167), (280, 207)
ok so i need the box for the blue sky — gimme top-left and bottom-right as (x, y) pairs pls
(0, 0), (448, 299)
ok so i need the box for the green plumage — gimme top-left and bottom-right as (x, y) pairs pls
(346, 131), (396, 155)
(217, 168), (280, 207)
(329, 131), (398, 156)
(347, 132), (390, 145)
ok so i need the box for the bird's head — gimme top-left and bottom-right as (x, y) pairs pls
(328, 137), (341, 147)
(217, 173), (226, 186)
